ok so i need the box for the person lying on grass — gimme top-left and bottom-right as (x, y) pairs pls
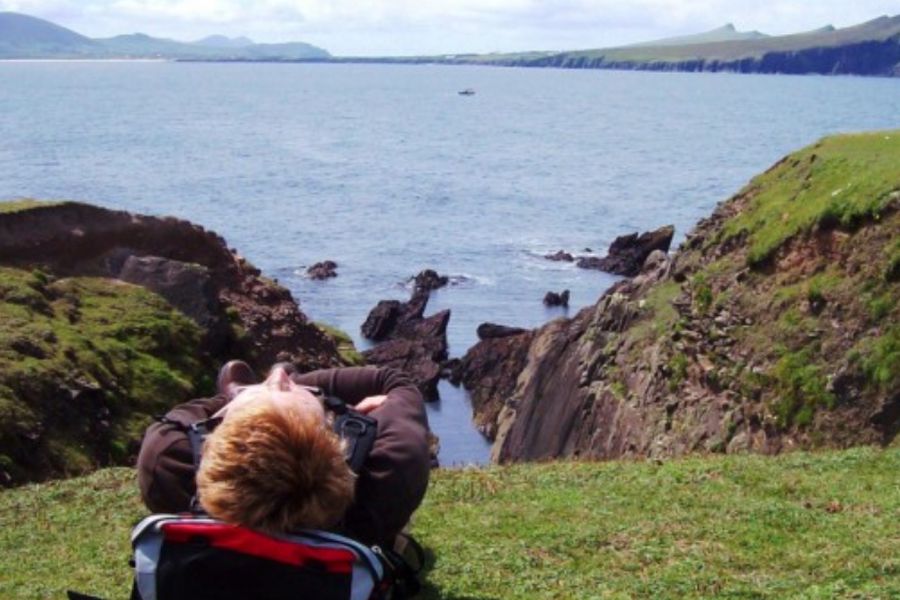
(137, 361), (431, 548)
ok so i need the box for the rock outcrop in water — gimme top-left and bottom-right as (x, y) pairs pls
(361, 278), (450, 400)
(307, 260), (338, 280)
(0, 201), (345, 485)
(543, 290), (570, 307)
(576, 225), (675, 276)
(456, 132), (900, 462)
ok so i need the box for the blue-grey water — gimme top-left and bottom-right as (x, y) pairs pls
(2, 62), (899, 465)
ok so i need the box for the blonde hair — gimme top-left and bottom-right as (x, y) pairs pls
(197, 397), (355, 533)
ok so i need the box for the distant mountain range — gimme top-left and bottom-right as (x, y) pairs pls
(3, 11), (900, 77)
(625, 23), (770, 47)
(0, 12), (329, 60)
(427, 16), (900, 76)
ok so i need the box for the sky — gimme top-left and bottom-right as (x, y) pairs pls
(1, 0), (898, 56)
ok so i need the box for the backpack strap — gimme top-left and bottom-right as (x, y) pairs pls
(373, 538), (424, 600)
(186, 417), (223, 470)
(66, 592), (104, 600)
(299, 387), (378, 475)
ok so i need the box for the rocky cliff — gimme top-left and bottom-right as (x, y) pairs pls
(0, 201), (344, 484)
(458, 132), (900, 462)
(499, 38), (900, 77)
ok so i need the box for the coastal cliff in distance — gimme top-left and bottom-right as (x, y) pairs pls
(0, 201), (346, 485)
(458, 131), (900, 462)
(433, 16), (900, 77)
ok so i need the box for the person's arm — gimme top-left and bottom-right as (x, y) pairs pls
(136, 395), (227, 513)
(296, 367), (431, 546)
(291, 366), (410, 406)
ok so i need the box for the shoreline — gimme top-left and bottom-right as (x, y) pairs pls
(0, 58), (171, 63)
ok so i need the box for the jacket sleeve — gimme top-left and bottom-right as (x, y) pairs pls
(294, 367), (432, 546)
(136, 395), (228, 513)
(291, 366), (409, 406)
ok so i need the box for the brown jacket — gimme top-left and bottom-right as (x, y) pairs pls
(136, 366), (431, 547)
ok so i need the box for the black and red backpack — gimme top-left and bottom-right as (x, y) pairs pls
(69, 394), (423, 600)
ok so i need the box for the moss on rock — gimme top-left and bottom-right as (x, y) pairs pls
(0, 266), (210, 485)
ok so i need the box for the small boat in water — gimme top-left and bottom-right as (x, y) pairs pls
(458, 88), (475, 96)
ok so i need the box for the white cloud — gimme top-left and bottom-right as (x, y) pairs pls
(1, 0), (898, 54)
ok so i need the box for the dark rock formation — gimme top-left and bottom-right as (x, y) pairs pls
(0, 202), (341, 373)
(362, 310), (450, 400)
(361, 287), (449, 400)
(411, 269), (449, 292)
(476, 323), (528, 340)
(361, 289), (429, 341)
(576, 225), (675, 276)
(119, 255), (221, 332)
(543, 289), (570, 307)
(455, 327), (534, 440)
(307, 260), (338, 280)
(544, 250), (574, 262)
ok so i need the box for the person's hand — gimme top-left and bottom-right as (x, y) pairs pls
(355, 394), (387, 414)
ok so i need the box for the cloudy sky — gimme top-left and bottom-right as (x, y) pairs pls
(1, 0), (898, 56)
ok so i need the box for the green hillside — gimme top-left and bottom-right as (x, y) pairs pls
(437, 15), (900, 76)
(0, 12), (329, 60)
(0, 11), (98, 57)
(1, 446), (898, 598)
(626, 23), (769, 48)
(585, 15), (900, 62)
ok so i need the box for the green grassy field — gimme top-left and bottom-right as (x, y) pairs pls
(2, 446), (898, 599)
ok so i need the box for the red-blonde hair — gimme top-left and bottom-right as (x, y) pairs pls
(196, 398), (354, 533)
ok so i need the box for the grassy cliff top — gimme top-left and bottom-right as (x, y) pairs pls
(719, 130), (900, 266)
(1, 446), (898, 598)
(0, 199), (65, 214)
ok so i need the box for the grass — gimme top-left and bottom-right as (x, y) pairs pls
(314, 322), (365, 366)
(0, 266), (210, 484)
(720, 132), (900, 266)
(771, 348), (835, 428)
(1, 447), (898, 599)
(862, 325), (900, 393)
(0, 199), (65, 214)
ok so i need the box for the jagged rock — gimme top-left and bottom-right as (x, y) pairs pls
(476, 323), (528, 340)
(411, 269), (449, 292)
(361, 289), (428, 341)
(361, 286), (449, 400)
(119, 255), (222, 334)
(361, 300), (405, 341)
(361, 309), (450, 400)
(544, 250), (574, 262)
(307, 260), (338, 280)
(456, 327), (534, 440)
(543, 289), (570, 307)
(577, 225), (675, 276)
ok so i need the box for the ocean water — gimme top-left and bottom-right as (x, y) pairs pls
(2, 62), (899, 465)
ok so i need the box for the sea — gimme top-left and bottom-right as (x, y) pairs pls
(1, 62), (899, 465)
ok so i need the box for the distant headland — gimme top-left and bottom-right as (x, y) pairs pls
(2, 11), (900, 77)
